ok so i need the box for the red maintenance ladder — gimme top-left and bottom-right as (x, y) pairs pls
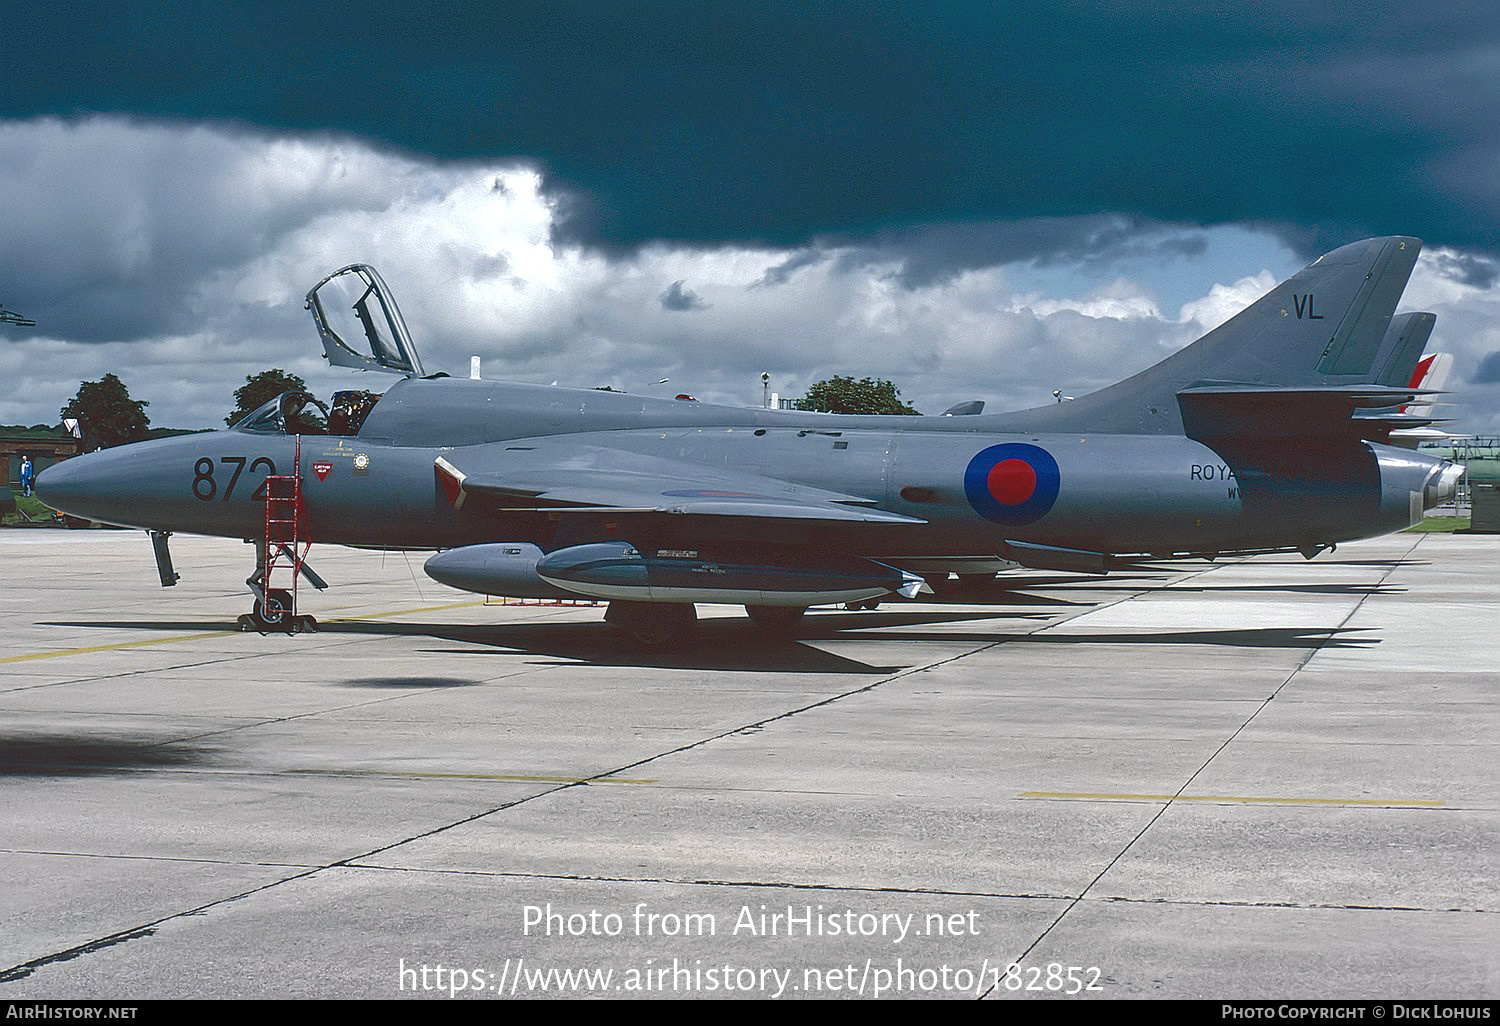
(257, 437), (316, 633)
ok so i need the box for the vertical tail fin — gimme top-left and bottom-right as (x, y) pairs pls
(1401, 352), (1454, 418)
(1387, 352), (1461, 448)
(1004, 236), (1424, 434)
(1410, 351), (1453, 393)
(1371, 312), (1437, 387)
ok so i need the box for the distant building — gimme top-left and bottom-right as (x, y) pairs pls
(1, 426), (84, 490)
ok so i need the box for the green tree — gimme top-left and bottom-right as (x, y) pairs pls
(793, 375), (920, 415)
(226, 369), (325, 429)
(60, 373), (151, 448)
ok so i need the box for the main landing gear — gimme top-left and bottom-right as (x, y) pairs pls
(604, 600), (697, 647)
(928, 571), (997, 597)
(603, 602), (812, 646)
(745, 605), (807, 634)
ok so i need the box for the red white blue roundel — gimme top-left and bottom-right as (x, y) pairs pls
(964, 443), (1060, 525)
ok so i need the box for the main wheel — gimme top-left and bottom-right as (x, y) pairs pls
(927, 573), (959, 596)
(745, 605), (806, 634)
(604, 601), (697, 647)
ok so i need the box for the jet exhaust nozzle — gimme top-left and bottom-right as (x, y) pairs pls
(1424, 461), (1465, 510)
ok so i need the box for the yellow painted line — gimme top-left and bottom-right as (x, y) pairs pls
(290, 768), (655, 785)
(1020, 791), (1444, 808)
(321, 600), (487, 623)
(2, 600), (494, 665)
(0, 631), (240, 664)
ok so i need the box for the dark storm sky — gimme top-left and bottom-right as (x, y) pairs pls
(7, 1), (1499, 256)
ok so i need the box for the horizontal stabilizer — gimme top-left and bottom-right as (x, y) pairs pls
(1352, 408), (1450, 425)
(1179, 383), (1430, 403)
(1178, 384), (1428, 443)
(1389, 426), (1471, 448)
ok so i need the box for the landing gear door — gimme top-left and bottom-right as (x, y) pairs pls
(305, 264), (425, 377)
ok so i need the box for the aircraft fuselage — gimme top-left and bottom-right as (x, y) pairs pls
(38, 378), (1445, 562)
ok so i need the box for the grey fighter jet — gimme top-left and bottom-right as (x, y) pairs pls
(37, 237), (1463, 644)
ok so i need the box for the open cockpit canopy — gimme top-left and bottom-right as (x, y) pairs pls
(305, 264), (424, 377)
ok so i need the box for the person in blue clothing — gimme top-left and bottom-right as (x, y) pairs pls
(18, 455), (34, 497)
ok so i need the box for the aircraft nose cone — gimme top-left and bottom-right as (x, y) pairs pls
(33, 446), (147, 524)
(33, 457), (84, 511)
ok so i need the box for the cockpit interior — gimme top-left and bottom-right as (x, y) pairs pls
(235, 263), (429, 437)
(232, 389), (383, 437)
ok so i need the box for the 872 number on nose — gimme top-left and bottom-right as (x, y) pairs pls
(191, 456), (277, 501)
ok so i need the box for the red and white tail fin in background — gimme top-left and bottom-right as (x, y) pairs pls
(1407, 352), (1453, 400)
(1391, 353), (1464, 448)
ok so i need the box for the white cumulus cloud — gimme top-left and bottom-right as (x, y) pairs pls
(1, 116), (1497, 435)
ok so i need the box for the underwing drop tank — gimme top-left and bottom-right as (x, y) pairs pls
(424, 541), (925, 607)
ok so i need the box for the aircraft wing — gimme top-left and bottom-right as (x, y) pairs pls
(433, 445), (924, 525)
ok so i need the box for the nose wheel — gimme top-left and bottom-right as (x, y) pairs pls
(237, 588), (319, 633)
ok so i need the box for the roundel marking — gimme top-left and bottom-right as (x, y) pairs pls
(987, 459), (1037, 505)
(964, 443), (1060, 524)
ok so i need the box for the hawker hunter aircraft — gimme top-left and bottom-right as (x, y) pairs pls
(38, 236), (1462, 644)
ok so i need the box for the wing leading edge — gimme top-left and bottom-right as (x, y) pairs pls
(433, 446), (924, 525)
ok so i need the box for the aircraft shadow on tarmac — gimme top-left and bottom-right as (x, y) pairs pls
(355, 612), (1025, 673)
(1252, 558), (1426, 568)
(40, 603), (1378, 674)
(40, 607), (1049, 674)
(1163, 583), (1405, 596)
(0, 733), (219, 777)
(311, 614), (1376, 669)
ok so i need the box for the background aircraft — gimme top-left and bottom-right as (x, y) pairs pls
(1390, 352), (1461, 448)
(38, 237), (1463, 644)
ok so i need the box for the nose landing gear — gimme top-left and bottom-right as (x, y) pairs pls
(237, 584), (318, 634)
(238, 562), (320, 633)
